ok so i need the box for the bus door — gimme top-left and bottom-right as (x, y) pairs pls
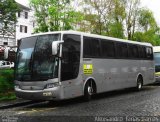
(61, 34), (82, 98)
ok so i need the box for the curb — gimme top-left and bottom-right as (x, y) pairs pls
(0, 99), (32, 109)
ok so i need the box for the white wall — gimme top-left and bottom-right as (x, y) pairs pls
(16, 10), (34, 44)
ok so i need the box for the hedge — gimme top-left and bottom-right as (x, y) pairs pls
(0, 69), (14, 92)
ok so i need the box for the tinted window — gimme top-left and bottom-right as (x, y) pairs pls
(83, 37), (100, 58)
(101, 39), (115, 58)
(128, 44), (139, 58)
(146, 47), (153, 60)
(154, 52), (160, 72)
(138, 46), (146, 59)
(116, 42), (128, 58)
(61, 34), (81, 81)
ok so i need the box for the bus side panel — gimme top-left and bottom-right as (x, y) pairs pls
(61, 76), (83, 99)
(82, 59), (136, 94)
(142, 60), (155, 85)
(82, 58), (154, 94)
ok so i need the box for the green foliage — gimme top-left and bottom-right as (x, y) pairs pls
(0, 0), (19, 35)
(30, 0), (84, 32)
(132, 8), (160, 45)
(138, 9), (157, 32)
(133, 29), (160, 46)
(107, 22), (124, 39)
(0, 92), (16, 101)
(0, 69), (14, 92)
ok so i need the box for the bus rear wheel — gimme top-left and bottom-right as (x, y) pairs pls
(136, 76), (143, 91)
(84, 81), (94, 101)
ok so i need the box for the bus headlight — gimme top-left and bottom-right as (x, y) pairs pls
(15, 85), (20, 89)
(44, 82), (59, 89)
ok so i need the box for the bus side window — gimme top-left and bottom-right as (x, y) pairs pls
(115, 42), (128, 58)
(138, 46), (146, 59)
(83, 36), (100, 58)
(128, 44), (139, 59)
(101, 39), (115, 58)
(146, 47), (153, 60)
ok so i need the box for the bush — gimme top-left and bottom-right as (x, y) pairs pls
(0, 69), (14, 92)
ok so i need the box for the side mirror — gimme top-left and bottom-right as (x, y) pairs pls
(52, 41), (64, 56)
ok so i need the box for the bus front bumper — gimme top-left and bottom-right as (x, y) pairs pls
(155, 76), (160, 82)
(155, 72), (160, 82)
(15, 86), (63, 100)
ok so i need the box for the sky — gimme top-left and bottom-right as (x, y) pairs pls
(15, 0), (160, 25)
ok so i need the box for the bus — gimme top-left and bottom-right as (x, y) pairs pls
(13, 31), (155, 101)
(153, 46), (160, 82)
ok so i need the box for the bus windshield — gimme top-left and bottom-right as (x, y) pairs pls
(154, 52), (160, 72)
(15, 34), (61, 81)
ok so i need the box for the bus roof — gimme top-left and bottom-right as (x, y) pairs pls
(21, 30), (152, 47)
(153, 46), (160, 52)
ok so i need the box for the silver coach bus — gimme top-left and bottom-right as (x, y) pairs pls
(153, 46), (160, 82)
(14, 31), (155, 101)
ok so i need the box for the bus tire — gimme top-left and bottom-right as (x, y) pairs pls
(84, 81), (94, 101)
(136, 76), (143, 91)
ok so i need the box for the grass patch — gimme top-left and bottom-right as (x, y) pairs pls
(0, 69), (16, 101)
(0, 92), (16, 101)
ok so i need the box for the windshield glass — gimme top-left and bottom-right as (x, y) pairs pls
(154, 52), (160, 72)
(15, 34), (61, 81)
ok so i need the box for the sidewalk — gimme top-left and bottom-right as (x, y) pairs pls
(0, 98), (29, 107)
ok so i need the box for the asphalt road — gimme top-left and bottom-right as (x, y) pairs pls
(1, 84), (160, 122)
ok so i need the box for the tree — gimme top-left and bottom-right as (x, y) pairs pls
(122, 0), (141, 40)
(30, 0), (49, 32)
(82, 0), (114, 35)
(107, 0), (125, 38)
(80, 0), (125, 38)
(30, 0), (84, 32)
(132, 8), (160, 45)
(0, 0), (19, 38)
(138, 8), (158, 32)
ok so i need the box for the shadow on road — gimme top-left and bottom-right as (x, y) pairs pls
(22, 85), (158, 109)
(149, 82), (160, 86)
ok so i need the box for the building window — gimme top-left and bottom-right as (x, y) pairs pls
(25, 26), (27, 33)
(20, 25), (22, 32)
(3, 42), (8, 45)
(20, 25), (28, 33)
(18, 11), (20, 17)
(25, 12), (28, 19)
(33, 22), (35, 28)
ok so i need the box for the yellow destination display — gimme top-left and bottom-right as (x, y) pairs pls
(83, 64), (93, 75)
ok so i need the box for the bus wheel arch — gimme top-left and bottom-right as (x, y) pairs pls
(136, 74), (143, 91)
(83, 78), (97, 101)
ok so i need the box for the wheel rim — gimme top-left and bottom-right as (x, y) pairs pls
(138, 80), (142, 90)
(138, 82), (142, 89)
(88, 86), (93, 95)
